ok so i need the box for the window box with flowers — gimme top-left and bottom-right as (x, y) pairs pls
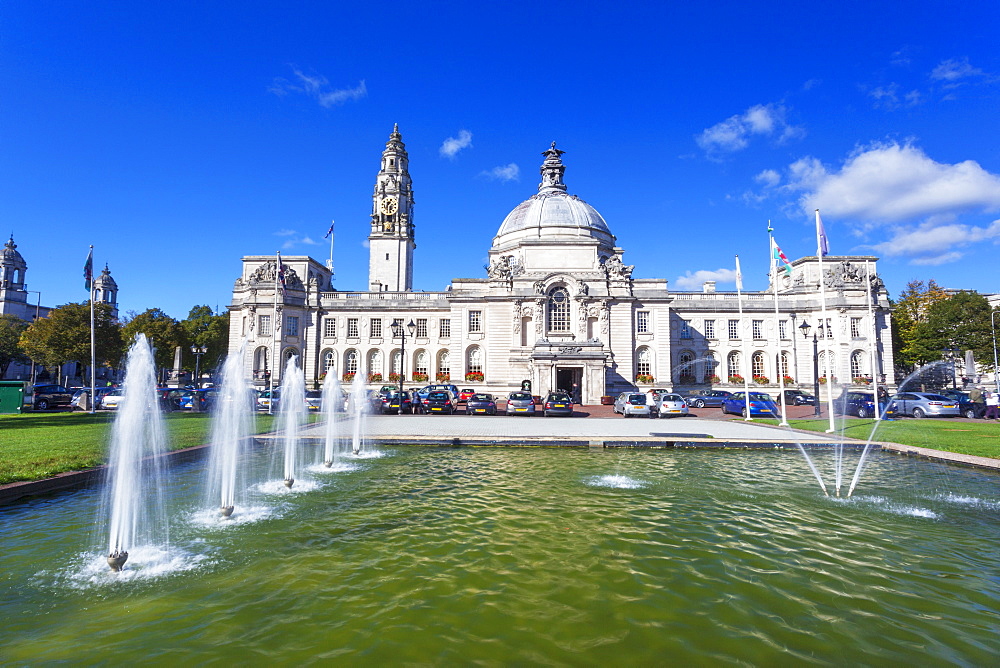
(436, 372), (450, 382)
(388, 372), (401, 383)
(342, 372), (355, 383)
(678, 374), (696, 385)
(818, 376), (837, 385)
(465, 371), (484, 382)
(368, 373), (383, 383)
(852, 376), (871, 385)
(635, 374), (655, 384)
(708, 374), (722, 384)
(752, 375), (769, 385)
(728, 374), (744, 384)
(782, 375), (795, 385)
(412, 372), (428, 383)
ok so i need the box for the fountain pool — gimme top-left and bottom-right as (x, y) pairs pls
(1, 446), (997, 664)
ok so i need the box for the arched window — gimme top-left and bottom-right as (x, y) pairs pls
(818, 350), (836, 379)
(368, 350), (383, 377)
(776, 351), (790, 381)
(322, 350), (336, 374)
(727, 351), (742, 379)
(751, 351), (766, 379)
(438, 350), (451, 379)
(345, 350), (359, 375)
(283, 347), (298, 367)
(467, 346), (483, 375)
(414, 350), (428, 376)
(392, 350), (402, 376)
(678, 351), (694, 382)
(254, 346), (269, 374)
(701, 352), (718, 382)
(636, 347), (652, 376)
(547, 287), (571, 332)
(850, 350), (866, 378)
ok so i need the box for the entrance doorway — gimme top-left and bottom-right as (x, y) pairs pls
(556, 367), (583, 403)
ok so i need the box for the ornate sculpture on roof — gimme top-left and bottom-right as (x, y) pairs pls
(249, 260), (304, 291)
(822, 260), (866, 289)
(538, 141), (567, 193)
(602, 254), (633, 281)
(486, 254), (524, 283)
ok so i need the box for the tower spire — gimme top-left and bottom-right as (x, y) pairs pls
(538, 141), (567, 193)
(368, 125), (415, 292)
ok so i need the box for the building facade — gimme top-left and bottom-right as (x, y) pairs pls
(228, 128), (896, 402)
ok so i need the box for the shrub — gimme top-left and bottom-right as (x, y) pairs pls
(782, 375), (794, 385)
(752, 375), (769, 385)
(852, 376), (871, 385)
(368, 373), (383, 383)
(635, 374), (655, 384)
(388, 372), (401, 383)
(728, 374), (744, 384)
(709, 374), (722, 384)
(465, 371), (484, 382)
(342, 372), (355, 383)
(412, 372), (428, 382)
(436, 372), (450, 382)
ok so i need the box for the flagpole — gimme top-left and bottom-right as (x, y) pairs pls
(735, 255), (752, 420)
(269, 251), (281, 415)
(865, 260), (882, 421)
(816, 210), (836, 434)
(326, 219), (335, 281)
(769, 225), (789, 426)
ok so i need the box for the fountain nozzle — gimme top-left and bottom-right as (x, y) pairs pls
(284, 478), (294, 488)
(108, 550), (129, 572)
(324, 461), (333, 468)
(220, 505), (235, 518)
(353, 449), (360, 456)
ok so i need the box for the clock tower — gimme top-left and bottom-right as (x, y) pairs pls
(368, 124), (415, 292)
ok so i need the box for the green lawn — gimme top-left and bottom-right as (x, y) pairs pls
(772, 418), (1000, 459)
(0, 411), (286, 485)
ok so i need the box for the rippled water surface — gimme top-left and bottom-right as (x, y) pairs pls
(2, 447), (998, 664)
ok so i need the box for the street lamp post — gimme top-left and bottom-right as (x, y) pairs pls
(799, 320), (825, 417)
(190, 345), (208, 411)
(390, 319), (417, 415)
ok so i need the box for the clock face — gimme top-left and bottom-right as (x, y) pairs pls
(380, 197), (398, 215)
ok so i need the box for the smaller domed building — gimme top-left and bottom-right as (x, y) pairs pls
(228, 128), (895, 401)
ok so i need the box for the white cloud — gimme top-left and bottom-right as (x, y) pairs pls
(275, 229), (296, 237)
(789, 142), (1000, 222)
(276, 229), (321, 248)
(270, 68), (367, 108)
(930, 57), (986, 83)
(674, 268), (738, 290)
(870, 219), (1000, 265)
(439, 130), (473, 158)
(755, 169), (781, 188)
(867, 83), (922, 110)
(696, 103), (803, 156)
(481, 163), (519, 182)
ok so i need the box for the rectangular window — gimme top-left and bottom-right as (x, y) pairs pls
(324, 317), (336, 338)
(728, 319), (740, 339)
(752, 319), (763, 339)
(370, 318), (382, 338)
(704, 319), (715, 339)
(637, 311), (650, 333)
(850, 317), (862, 338)
(285, 316), (299, 337)
(258, 314), (271, 337)
(826, 318), (834, 338)
(347, 318), (359, 338)
(416, 318), (428, 338)
(680, 320), (692, 339)
(440, 318), (451, 338)
(779, 320), (788, 339)
(468, 310), (482, 333)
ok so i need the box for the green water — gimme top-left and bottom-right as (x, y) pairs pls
(1, 447), (998, 665)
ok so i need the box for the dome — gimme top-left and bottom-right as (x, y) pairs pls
(492, 143), (616, 250)
(1, 235), (26, 268)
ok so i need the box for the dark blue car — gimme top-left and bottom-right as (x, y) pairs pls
(682, 389), (732, 408)
(836, 391), (895, 419)
(722, 392), (780, 418)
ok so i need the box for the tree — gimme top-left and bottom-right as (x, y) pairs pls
(121, 308), (188, 372)
(919, 291), (995, 370)
(19, 302), (123, 374)
(180, 305), (230, 373)
(891, 279), (950, 370)
(0, 314), (30, 377)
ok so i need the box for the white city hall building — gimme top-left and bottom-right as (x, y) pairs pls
(228, 126), (895, 403)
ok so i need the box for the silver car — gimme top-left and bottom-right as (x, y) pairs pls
(505, 391), (536, 416)
(614, 392), (650, 417)
(889, 392), (960, 418)
(657, 393), (690, 418)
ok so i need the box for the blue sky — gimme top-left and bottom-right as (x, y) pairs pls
(3, 1), (999, 320)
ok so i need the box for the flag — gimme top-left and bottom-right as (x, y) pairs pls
(815, 209), (829, 257)
(734, 255), (743, 291)
(771, 236), (793, 276)
(277, 261), (286, 297)
(324, 220), (334, 239)
(83, 247), (94, 291)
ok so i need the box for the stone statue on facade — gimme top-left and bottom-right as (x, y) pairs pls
(602, 255), (633, 280)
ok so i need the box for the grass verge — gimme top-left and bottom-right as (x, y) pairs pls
(0, 411), (298, 485)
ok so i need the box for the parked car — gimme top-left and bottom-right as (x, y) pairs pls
(505, 391), (537, 416)
(305, 390), (323, 411)
(682, 389), (732, 408)
(425, 390), (456, 414)
(783, 389), (818, 406)
(888, 392), (960, 419)
(428, 383), (460, 398)
(26, 384), (73, 410)
(459, 388), (476, 403)
(70, 387), (117, 410)
(542, 391), (574, 417)
(380, 390), (412, 414)
(721, 392), (780, 418)
(937, 389), (986, 419)
(466, 393), (497, 415)
(657, 393), (690, 418)
(835, 390), (893, 418)
(256, 389), (280, 411)
(613, 392), (650, 417)
(101, 390), (126, 410)
(177, 388), (217, 411)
